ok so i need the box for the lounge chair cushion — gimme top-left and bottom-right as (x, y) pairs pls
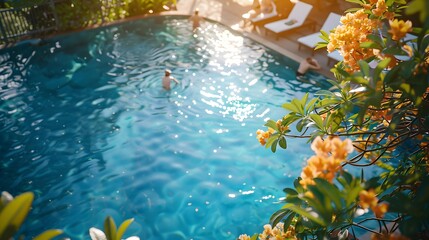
(264, 1), (313, 34)
(297, 12), (342, 49)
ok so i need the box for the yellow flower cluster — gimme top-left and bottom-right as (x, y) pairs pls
(371, 0), (388, 17)
(256, 128), (275, 146)
(389, 19), (412, 41)
(238, 222), (297, 240)
(327, 0), (415, 73)
(327, 9), (380, 72)
(276, 119), (289, 133)
(237, 234), (251, 240)
(256, 120), (288, 146)
(300, 137), (354, 188)
(359, 189), (389, 218)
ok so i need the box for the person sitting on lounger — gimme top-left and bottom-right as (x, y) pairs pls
(296, 57), (321, 77)
(247, 0), (273, 16)
(260, 0), (274, 14)
(247, 0), (262, 18)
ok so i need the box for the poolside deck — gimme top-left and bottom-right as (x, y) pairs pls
(172, 0), (354, 78)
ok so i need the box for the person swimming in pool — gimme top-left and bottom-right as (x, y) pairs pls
(296, 57), (321, 77)
(162, 69), (180, 90)
(189, 9), (203, 31)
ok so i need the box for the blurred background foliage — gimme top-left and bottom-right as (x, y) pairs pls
(0, 0), (176, 39)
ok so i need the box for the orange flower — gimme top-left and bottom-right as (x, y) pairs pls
(238, 234), (251, 240)
(389, 19), (412, 41)
(276, 119), (289, 132)
(331, 137), (354, 159)
(372, 202), (389, 218)
(384, 11), (395, 20)
(402, 44), (414, 57)
(327, 10), (380, 72)
(372, 0), (387, 17)
(300, 137), (353, 188)
(359, 189), (378, 209)
(311, 136), (331, 158)
(256, 128), (275, 145)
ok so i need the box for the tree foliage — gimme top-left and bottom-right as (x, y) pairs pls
(248, 0), (429, 239)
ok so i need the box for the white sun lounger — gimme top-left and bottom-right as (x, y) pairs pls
(327, 50), (343, 65)
(297, 12), (342, 52)
(264, 1), (313, 39)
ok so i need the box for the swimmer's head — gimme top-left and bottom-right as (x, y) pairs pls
(165, 69), (171, 76)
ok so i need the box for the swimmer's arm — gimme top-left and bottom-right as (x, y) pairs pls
(172, 77), (180, 84)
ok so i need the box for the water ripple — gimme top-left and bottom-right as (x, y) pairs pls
(0, 16), (325, 239)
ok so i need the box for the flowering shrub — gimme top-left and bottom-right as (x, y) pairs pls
(243, 0), (429, 239)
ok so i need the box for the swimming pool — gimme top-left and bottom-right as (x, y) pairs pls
(0, 16), (327, 239)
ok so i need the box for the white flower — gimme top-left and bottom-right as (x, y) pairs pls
(89, 227), (106, 240)
(1, 191), (13, 205)
(89, 227), (140, 240)
(125, 237), (140, 240)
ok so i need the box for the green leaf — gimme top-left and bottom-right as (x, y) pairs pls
(306, 98), (319, 113)
(282, 113), (301, 126)
(383, 46), (408, 55)
(315, 89), (335, 97)
(342, 171), (353, 185)
(367, 34), (385, 47)
(283, 203), (327, 226)
(293, 178), (305, 193)
(373, 58), (391, 82)
(296, 119), (306, 132)
(360, 41), (381, 49)
(0, 192), (34, 240)
(358, 60), (370, 77)
(313, 178), (342, 209)
(300, 93), (309, 111)
(319, 30), (330, 42)
(345, 7), (364, 13)
(309, 114), (324, 130)
(350, 76), (370, 86)
(282, 102), (300, 113)
(34, 229), (63, 240)
(292, 98), (305, 116)
(305, 186), (333, 222)
(265, 135), (278, 150)
(405, 0), (427, 22)
(315, 42), (328, 50)
(317, 99), (341, 108)
(270, 139), (278, 152)
(282, 212), (296, 232)
(104, 216), (117, 240)
(270, 209), (291, 226)
(327, 79), (342, 89)
(283, 188), (298, 196)
(116, 218), (134, 240)
(279, 137), (287, 149)
(250, 234), (259, 240)
(264, 119), (278, 131)
(345, 0), (364, 5)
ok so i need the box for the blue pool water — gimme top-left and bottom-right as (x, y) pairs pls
(0, 16), (327, 239)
